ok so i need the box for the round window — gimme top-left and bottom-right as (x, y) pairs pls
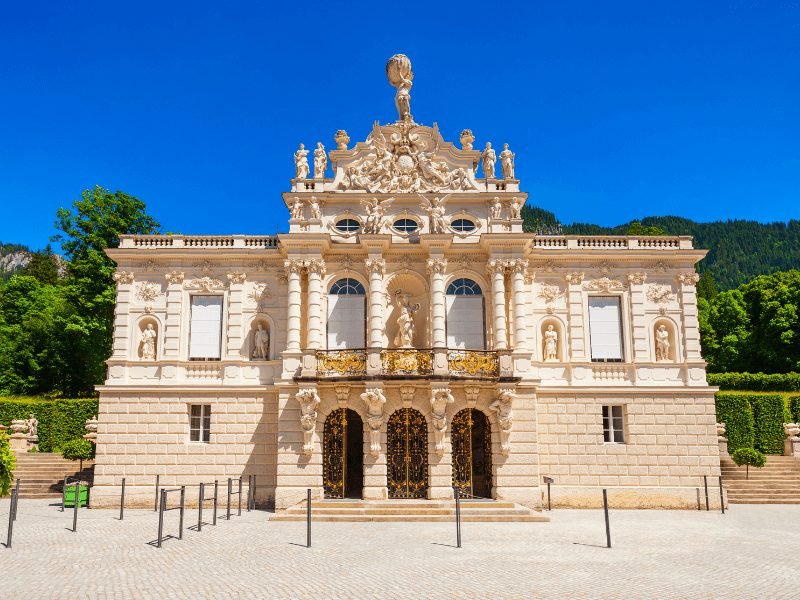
(335, 218), (360, 233)
(451, 218), (476, 233)
(393, 218), (419, 234)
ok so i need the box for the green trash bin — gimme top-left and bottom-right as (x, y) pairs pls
(64, 484), (90, 508)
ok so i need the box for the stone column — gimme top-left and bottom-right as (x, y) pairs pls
(365, 258), (386, 348)
(306, 259), (326, 350)
(284, 259), (304, 352)
(509, 259), (529, 352)
(488, 259), (508, 350)
(427, 258), (448, 348)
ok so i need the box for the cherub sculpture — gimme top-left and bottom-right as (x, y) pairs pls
(419, 194), (450, 234)
(361, 197), (393, 234)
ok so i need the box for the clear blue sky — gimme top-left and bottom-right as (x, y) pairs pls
(1, 1), (798, 250)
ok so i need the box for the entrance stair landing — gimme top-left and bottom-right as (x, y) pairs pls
(721, 456), (800, 504)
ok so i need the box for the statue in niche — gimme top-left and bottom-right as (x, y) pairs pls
(140, 323), (157, 360)
(313, 142), (327, 179)
(481, 142), (496, 179)
(419, 194), (450, 234)
(294, 143), (310, 179)
(290, 197), (304, 220)
(308, 196), (322, 220)
(361, 197), (393, 234)
(655, 324), (671, 361)
(386, 54), (413, 122)
(544, 324), (559, 362)
(500, 143), (515, 179)
(509, 196), (522, 220)
(393, 289), (419, 348)
(252, 323), (270, 360)
(489, 197), (503, 220)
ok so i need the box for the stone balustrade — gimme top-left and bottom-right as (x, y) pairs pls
(532, 235), (692, 250)
(120, 235), (280, 249)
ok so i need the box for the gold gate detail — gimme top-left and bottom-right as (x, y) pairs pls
(323, 408), (347, 499)
(387, 408), (428, 499)
(451, 409), (492, 498)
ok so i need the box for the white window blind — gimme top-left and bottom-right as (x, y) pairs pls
(588, 297), (623, 361)
(189, 296), (223, 359)
(446, 296), (485, 349)
(326, 295), (365, 349)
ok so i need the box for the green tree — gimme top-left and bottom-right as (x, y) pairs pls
(20, 244), (62, 285)
(625, 221), (667, 236)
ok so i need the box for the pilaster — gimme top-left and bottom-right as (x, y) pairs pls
(627, 271), (648, 360)
(564, 272), (585, 360)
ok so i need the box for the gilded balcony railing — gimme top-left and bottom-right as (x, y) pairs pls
(315, 349), (367, 377)
(447, 350), (500, 378)
(381, 349), (434, 376)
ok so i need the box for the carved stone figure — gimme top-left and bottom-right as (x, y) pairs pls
(290, 197), (304, 220)
(296, 388), (320, 455)
(294, 143), (310, 179)
(252, 323), (270, 360)
(361, 197), (393, 234)
(308, 196), (322, 220)
(655, 324), (671, 361)
(500, 143), (515, 179)
(313, 142), (327, 179)
(509, 196), (522, 219)
(489, 197), (503, 220)
(460, 129), (475, 150)
(481, 142), (496, 179)
(386, 54), (413, 122)
(544, 325), (559, 362)
(430, 388), (454, 455)
(419, 194), (449, 234)
(360, 388), (387, 455)
(27, 414), (38, 438)
(140, 323), (157, 360)
(490, 389), (515, 455)
(393, 289), (419, 348)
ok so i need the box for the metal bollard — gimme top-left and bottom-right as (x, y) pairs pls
(5, 489), (17, 549)
(543, 476), (554, 511)
(238, 477), (243, 516)
(154, 474), (160, 512)
(719, 476), (725, 515)
(72, 480), (80, 532)
(227, 478), (232, 520)
(602, 489), (611, 549)
(454, 487), (462, 549)
(119, 478), (126, 521)
(178, 486), (185, 540)
(198, 483), (205, 532)
(704, 475), (709, 511)
(306, 488), (311, 548)
(157, 490), (166, 548)
(213, 480), (218, 526)
(696, 488), (701, 511)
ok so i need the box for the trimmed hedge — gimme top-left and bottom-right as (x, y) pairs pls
(708, 372), (800, 392)
(790, 396), (800, 424)
(750, 395), (788, 455)
(715, 395), (755, 453)
(0, 397), (99, 453)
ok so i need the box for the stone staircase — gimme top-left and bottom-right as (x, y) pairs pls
(271, 499), (549, 522)
(11, 452), (95, 498)
(721, 456), (800, 504)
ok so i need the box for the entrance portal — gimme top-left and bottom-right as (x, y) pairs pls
(386, 408), (428, 499)
(323, 408), (364, 499)
(451, 408), (492, 498)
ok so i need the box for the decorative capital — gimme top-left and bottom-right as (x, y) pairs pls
(284, 259), (304, 276)
(583, 277), (625, 292)
(227, 271), (247, 284)
(112, 270), (134, 285)
(306, 258), (327, 276)
(627, 271), (647, 285)
(165, 271), (185, 285)
(509, 258), (528, 274)
(426, 258), (447, 275)
(677, 271), (700, 286)
(365, 257), (386, 275)
(184, 276), (225, 292)
(486, 258), (507, 275)
(564, 272), (584, 285)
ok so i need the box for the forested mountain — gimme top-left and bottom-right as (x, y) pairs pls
(523, 207), (800, 290)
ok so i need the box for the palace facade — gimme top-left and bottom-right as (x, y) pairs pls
(92, 55), (720, 510)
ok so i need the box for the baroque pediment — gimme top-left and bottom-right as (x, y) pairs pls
(330, 120), (480, 194)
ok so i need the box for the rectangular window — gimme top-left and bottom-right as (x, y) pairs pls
(602, 405), (625, 443)
(588, 296), (624, 362)
(189, 296), (223, 360)
(189, 404), (211, 443)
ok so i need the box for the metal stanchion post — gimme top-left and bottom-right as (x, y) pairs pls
(704, 475), (709, 511)
(5, 489), (16, 549)
(306, 488), (311, 548)
(119, 478), (126, 521)
(213, 480), (218, 526)
(157, 490), (165, 548)
(543, 476), (554, 511)
(238, 477), (243, 516)
(72, 481), (80, 532)
(602, 489), (611, 549)
(719, 476), (725, 515)
(198, 483), (205, 532)
(227, 478), (232, 520)
(178, 486), (185, 540)
(154, 474), (160, 512)
(454, 487), (462, 549)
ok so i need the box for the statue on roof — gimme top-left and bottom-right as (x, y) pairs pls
(386, 54), (414, 122)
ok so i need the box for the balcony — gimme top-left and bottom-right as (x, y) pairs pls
(315, 349), (368, 377)
(447, 350), (500, 378)
(380, 349), (434, 376)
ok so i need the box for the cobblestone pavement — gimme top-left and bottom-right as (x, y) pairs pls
(1, 498), (798, 599)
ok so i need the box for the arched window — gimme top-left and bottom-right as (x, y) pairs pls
(446, 278), (485, 350)
(327, 278), (366, 349)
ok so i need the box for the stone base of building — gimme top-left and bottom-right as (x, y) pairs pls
(543, 485), (726, 509)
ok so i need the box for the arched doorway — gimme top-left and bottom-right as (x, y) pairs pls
(323, 408), (364, 499)
(451, 409), (492, 498)
(387, 408), (428, 499)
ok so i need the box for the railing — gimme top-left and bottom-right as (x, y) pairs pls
(381, 349), (434, 376)
(120, 235), (280, 249)
(447, 350), (500, 378)
(531, 235), (690, 250)
(315, 349), (367, 377)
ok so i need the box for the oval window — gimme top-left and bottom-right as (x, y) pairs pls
(393, 218), (419, 234)
(335, 218), (360, 233)
(451, 218), (476, 233)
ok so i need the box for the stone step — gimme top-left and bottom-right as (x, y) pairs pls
(271, 514), (549, 522)
(727, 499), (800, 504)
(305, 500), (517, 509)
(283, 507), (534, 516)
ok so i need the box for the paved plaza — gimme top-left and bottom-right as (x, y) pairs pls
(1, 498), (798, 599)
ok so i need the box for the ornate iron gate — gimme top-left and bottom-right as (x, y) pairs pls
(323, 408), (347, 498)
(451, 409), (492, 498)
(387, 408), (428, 499)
